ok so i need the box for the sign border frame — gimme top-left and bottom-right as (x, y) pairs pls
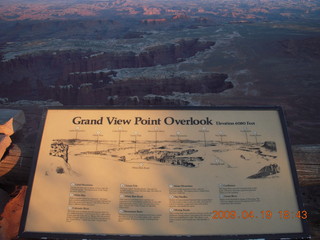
(19, 105), (310, 240)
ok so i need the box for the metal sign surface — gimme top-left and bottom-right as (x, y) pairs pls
(19, 106), (309, 239)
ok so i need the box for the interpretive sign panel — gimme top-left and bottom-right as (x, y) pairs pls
(20, 107), (309, 239)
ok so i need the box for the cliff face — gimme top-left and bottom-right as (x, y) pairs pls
(280, 37), (320, 58)
(0, 38), (214, 88)
(0, 38), (232, 105)
(45, 72), (231, 105)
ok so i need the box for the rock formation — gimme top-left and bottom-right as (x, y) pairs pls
(0, 109), (26, 160)
(0, 186), (27, 240)
(0, 135), (11, 161)
(247, 163), (280, 179)
(0, 38), (214, 86)
(280, 37), (320, 58)
(0, 109), (26, 136)
(45, 72), (231, 105)
(0, 38), (222, 104)
(262, 141), (277, 152)
(137, 148), (202, 167)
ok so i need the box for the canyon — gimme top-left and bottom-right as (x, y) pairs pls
(0, 0), (319, 144)
(1, 2), (320, 240)
(0, 38), (232, 104)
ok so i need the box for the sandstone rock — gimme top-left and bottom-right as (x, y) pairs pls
(0, 186), (27, 240)
(0, 109), (25, 136)
(0, 135), (12, 161)
(0, 188), (9, 214)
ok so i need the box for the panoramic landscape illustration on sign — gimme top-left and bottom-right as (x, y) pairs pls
(48, 123), (279, 179)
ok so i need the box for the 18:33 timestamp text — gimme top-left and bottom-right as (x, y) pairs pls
(212, 210), (308, 220)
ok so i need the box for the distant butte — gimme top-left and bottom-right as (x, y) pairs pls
(0, 0), (318, 21)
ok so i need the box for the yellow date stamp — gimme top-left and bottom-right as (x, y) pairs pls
(212, 210), (308, 220)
